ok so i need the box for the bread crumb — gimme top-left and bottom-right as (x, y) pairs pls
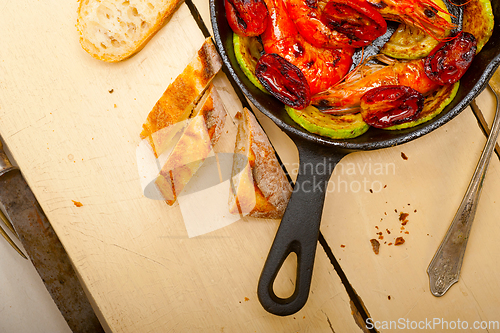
(72, 200), (83, 207)
(370, 239), (380, 254)
(395, 237), (405, 245)
(340, 244), (345, 248)
(399, 212), (409, 225)
(386, 229), (391, 234)
(244, 297), (249, 301)
(388, 295), (391, 300)
(108, 89), (114, 93)
(401, 152), (408, 160)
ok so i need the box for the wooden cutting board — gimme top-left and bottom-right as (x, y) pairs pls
(1, 0), (500, 332)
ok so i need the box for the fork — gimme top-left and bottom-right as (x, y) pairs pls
(427, 67), (500, 296)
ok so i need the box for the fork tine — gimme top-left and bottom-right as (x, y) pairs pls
(0, 208), (19, 240)
(0, 223), (27, 259)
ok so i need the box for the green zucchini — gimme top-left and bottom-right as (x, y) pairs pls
(285, 105), (369, 139)
(380, 0), (451, 59)
(233, 33), (267, 93)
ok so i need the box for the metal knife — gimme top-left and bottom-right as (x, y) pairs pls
(0, 140), (105, 333)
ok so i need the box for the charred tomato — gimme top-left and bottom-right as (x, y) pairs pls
(424, 31), (477, 85)
(360, 85), (424, 128)
(255, 53), (311, 110)
(321, 0), (387, 46)
(225, 0), (269, 37)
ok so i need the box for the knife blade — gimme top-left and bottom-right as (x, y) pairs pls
(0, 140), (105, 333)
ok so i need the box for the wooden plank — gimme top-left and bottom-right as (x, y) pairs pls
(190, 0), (368, 329)
(0, 1), (364, 332)
(317, 105), (500, 332)
(189, 0), (500, 327)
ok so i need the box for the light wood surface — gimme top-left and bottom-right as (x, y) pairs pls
(1, 0), (499, 332)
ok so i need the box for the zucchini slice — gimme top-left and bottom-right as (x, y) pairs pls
(383, 81), (459, 130)
(463, 0), (494, 53)
(380, 0), (451, 59)
(233, 33), (267, 93)
(286, 105), (369, 139)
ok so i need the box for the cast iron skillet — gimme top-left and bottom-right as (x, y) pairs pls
(210, 0), (500, 316)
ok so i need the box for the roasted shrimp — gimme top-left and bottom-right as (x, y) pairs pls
(261, 0), (354, 95)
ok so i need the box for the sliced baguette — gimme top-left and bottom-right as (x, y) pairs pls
(140, 38), (222, 157)
(229, 108), (292, 219)
(77, 0), (184, 62)
(155, 84), (227, 205)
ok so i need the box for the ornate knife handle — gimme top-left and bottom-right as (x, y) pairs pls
(428, 84), (500, 296)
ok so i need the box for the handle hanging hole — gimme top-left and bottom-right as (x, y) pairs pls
(272, 251), (298, 299)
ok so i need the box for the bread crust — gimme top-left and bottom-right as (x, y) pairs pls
(140, 38), (222, 157)
(229, 108), (292, 219)
(77, 0), (184, 62)
(155, 84), (227, 205)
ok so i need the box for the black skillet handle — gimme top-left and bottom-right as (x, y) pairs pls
(257, 142), (348, 316)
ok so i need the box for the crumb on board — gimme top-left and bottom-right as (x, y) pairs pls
(244, 297), (249, 302)
(108, 89), (114, 93)
(395, 237), (405, 245)
(401, 152), (408, 160)
(72, 200), (83, 207)
(370, 239), (380, 254)
(399, 212), (409, 225)
(388, 295), (391, 300)
(340, 244), (346, 248)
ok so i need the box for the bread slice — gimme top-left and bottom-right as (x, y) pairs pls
(77, 0), (184, 62)
(155, 84), (227, 205)
(229, 108), (292, 219)
(140, 38), (222, 157)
